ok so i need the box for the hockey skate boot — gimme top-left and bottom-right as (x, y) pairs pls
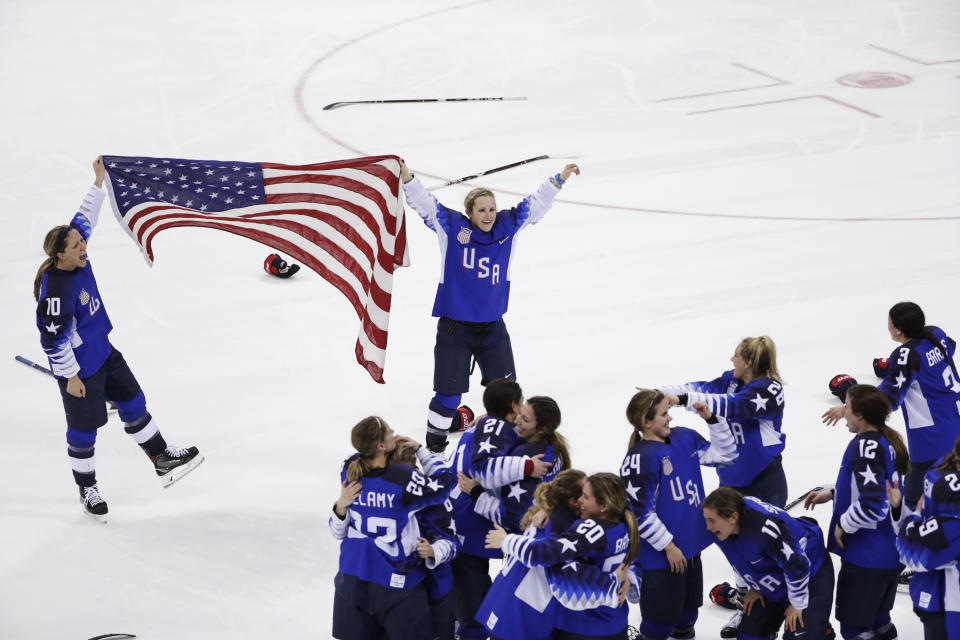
(719, 610), (742, 639)
(150, 445), (204, 488)
(79, 484), (108, 523)
(456, 405), (475, 431)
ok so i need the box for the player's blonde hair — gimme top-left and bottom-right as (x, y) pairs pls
(737, 335), (782, 383)
(464, 187), (495, 214)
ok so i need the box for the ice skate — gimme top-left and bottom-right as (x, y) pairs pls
(719, 610), (741, 639)
(79, 484), (108, 523)
(150, 445), (204, 488)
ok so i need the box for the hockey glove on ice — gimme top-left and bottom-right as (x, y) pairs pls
(264, 253), (300, 279)
(829, 374), (857, 403)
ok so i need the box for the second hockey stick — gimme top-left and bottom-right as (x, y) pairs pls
(323, 96), (527, 111)
(784, 485), (826, 511)
(15, 354), (54, 377)
(428, 155), (552, 190)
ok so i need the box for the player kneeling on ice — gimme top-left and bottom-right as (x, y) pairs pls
(485, 472), (638, 640)
(33, 157), (202, 522)
(398, 158), (579, 454)
(702, 487), (835, 640)
(620, 389), (738, 640)
(804, 384), (909, 640)
(329, 416), (457, 640)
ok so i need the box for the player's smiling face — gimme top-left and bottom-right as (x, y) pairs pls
(516, 403), (543, 442)
(578, 481), (606, 519)
(642, 397), (672, 442)
(731, 346), (751, 380)
(56, 229), (87, 270)
(703, 507), (739, 540)
(468, 196), (497, 232)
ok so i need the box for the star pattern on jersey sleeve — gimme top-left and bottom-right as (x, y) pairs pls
(858, 466), (879, 485)
(507, 482), (527, 502)
(750, 394), (769, 412)
(426, 477), (441, 492)
(562, 560), (579, 572)
(625, 481), (642, 501)
(894, 372), (907, 388)
(45, 322), (61, 334)
(476, 438), (495, 455)
(781, 541), (794, 560)
(558, 537), (579, 553)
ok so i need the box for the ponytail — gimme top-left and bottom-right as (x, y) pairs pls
(527, 396), (571, 469)
(890, 302), (957, 376)
(623, 510), (640, 565)
(737, 335), (782, 383)
(34, 225), (71, 301)
(519, 468), (586, 529)
(625, 389), (664, 449)
(936, 435), (960, 474)
(346, 416), (388, 482)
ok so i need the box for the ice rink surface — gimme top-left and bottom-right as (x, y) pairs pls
(1, 0), (958, 637)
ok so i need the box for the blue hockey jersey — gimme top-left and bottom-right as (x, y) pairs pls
(501, 517), (631, 636)
(401, 176), (560, 322)
(896, 511), (960, 639)
(35, 187), (113, 379)
(661, 370), (786, 487)
(879, 328), (960, 462)
(907, 458), (960, 615)
(619, 424), (737, 570)
(473, 440), (561, 533)
(714, 497), (826, 610)
(335, 458), (455, 590)
(828, 430), (901, 569)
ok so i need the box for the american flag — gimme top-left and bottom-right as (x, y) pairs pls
(101, 154), (409, 383)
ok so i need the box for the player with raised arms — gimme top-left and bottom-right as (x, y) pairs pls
(398, 158), (579, 454)
(34, 157), (202, 522)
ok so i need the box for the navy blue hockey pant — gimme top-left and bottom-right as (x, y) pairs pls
(333, 571), (433, 640)
(727, 455), (788, 509)
(905, 458), (935, 511)
(433, 317), (515, 395)
(453, 553), (491, 639)
(58, 346), (166, 487)
(739, 551), (835, 640)
(639, 555), (702, 639)
(835, 560), (899, 638)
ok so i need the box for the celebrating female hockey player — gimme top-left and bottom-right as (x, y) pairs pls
(824, 302), (960, 513)
(486, 472), (639, 640)
(702, 487), (835, 640)
(467, 395), (571, 532)
(653, 335), (787, 637)
(445, 379), (552, 640)
(889, 435), (960, 640)
(474, 469), (587, 640)
(620, 389), (738, 640)
(804, 384), (909, 640)
(398, 158), (580, 454)
(329, 416), (456, 640)
(34, 157), (202, 522)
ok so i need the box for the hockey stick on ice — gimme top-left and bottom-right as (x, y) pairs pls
(428, 155), (554, 190)
(784, 485), (826, 511)
(16, 355), (118, 413)
(87, 634), (136, 640)
(322, 96), (527, 111)
(15, 354), (54, 377)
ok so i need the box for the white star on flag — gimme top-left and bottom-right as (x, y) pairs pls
(750, 394), (769, 412)
(858, 466), (879, 485)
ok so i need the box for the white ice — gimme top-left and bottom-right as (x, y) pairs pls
(2, 0), (959, 638)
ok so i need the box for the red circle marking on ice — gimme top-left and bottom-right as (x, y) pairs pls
(836, 72), (913, 88)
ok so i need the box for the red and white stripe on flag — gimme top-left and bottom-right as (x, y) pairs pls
(103, 155), (409, 383)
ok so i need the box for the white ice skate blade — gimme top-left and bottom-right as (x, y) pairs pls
(80, 504), (108, 524)
(161, 454), (205, 488)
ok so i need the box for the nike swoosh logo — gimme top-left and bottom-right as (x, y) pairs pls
(499, 237), (510, 244)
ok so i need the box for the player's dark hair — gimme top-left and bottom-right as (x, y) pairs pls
(936, 435), (960, 473)
(703, 486), (746, 520)
(483, 379), (523, 420)
(586, 472), (640, 564)
(347, 416), (388, 482)
(34, 225), (72, 301)
(625, 389), (665, 449)
(846, 384), (910, 476)
(464, 187), (495, 215)
(527, 396), (572, 470)
(889, 302), (956, 376)
(738, 335), (782, 383)
(520, 468), (586, 530)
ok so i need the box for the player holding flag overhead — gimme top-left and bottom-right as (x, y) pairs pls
(33, 157), (202, 522)
(398, 159), (580, 453)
